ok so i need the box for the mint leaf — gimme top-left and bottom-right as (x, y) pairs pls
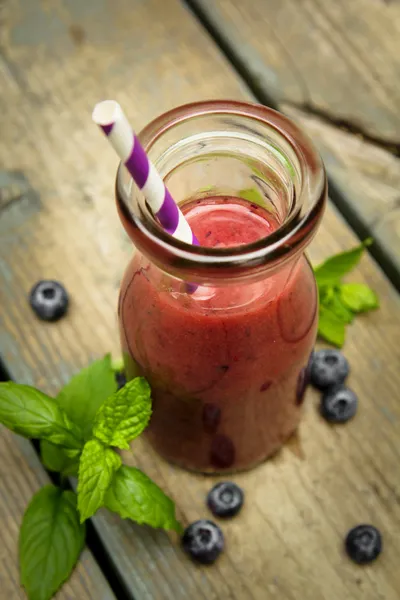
(315, 241), (379, 347)
(314, 239), (372, 287)
(319, 286), (354, 324)
(19, 486), (85, 600)
(93, 377), (152, 450)
(40, 441), (79, 476)
(318, 307), (346, 347)
(105, 465), (182, 533)
(340, 283), (379, 313)
(0, 383), (83, 448)
(77, 439), (121, 522)
(57, 355), (117, 439)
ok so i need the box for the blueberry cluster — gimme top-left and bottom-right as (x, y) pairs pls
(182, 482), (244, 564)
(309, 350), (381, 564)
(310, 349), (358, 423)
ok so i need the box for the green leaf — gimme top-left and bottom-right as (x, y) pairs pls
(19, 486), (85, 600)
(318, 306), (346, 347)
(93, 377), (152, 450)
(105, 465), (182, 533)
(57, 355), (117, 439)
(40, 441), (79, 476)
(62, 447), (82, 459)
(319, 286), (354, 324)
(0, 383), (83, 448)
(314, 239), (372, 287)
(340, 283), (379, 313)
(319, 286), (335, 304)
(77, 439), (121, 522)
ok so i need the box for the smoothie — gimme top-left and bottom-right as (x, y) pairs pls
(119, 197), (317, 472)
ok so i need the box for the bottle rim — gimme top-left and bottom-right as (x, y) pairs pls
(116, 100), (327, 282)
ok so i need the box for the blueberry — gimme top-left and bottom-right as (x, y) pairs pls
(320, 385), (358, 423)
(310, 349), (349, 390)
(182, 520), (224, 564)
(115, 371), (127, 390)
(207, 482), (244, 518)
(345, 525), (382, 564)
(29, 280), (69, 322)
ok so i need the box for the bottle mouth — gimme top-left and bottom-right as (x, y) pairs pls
(116, 100), (327, 283)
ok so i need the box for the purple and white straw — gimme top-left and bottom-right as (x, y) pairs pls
(92, 100), (198, 246)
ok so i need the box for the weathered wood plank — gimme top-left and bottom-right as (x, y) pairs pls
(0, 428), (116, 600)
(1, 0), (400, 599)
(191, 0), (400, 141)
(190, 0), (400, 285)
(283, 104), (400, 286)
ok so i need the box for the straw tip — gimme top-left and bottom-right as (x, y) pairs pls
(92, 100), (121, 126)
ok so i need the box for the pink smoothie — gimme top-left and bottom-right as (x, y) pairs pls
(119, 197), (317, 472)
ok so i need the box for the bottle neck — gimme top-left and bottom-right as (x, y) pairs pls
(116, 101), (326, 284)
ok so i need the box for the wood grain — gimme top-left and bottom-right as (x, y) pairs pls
(283, 104), (400, 287)
(191, 0), (400, 285)
(0, 428), (116, 600)
(192, 0), (400, 141)
(1, 0), (400, 599)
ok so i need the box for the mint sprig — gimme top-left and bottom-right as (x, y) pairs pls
(314, 238), (372, 287)
(0, 357), (181, 600)
(314, 239), (379, 347)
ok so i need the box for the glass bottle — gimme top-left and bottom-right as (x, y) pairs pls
(116, 101), (326, 473)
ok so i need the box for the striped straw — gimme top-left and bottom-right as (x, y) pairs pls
(92, 100), (199, 246)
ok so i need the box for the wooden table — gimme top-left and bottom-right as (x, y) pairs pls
(1, 1), (399, 598)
